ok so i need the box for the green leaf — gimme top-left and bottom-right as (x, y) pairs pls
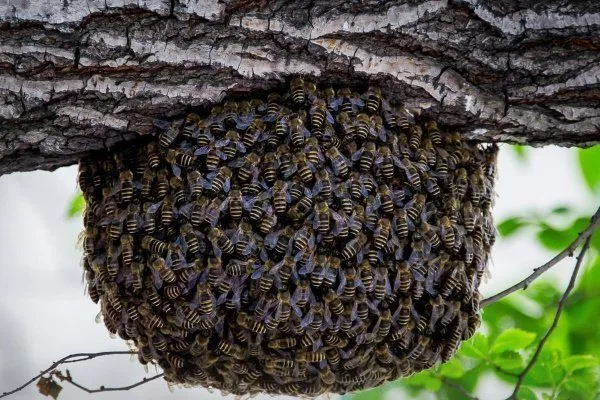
(491, 329), (536, 354)
(459, 334), (489, 359)
(558, 372), (599, 400)
(518, 387), (538, 400)
(66, 192), (85, 218)
(525, 349), (565, 387)
(513, 145), (528, 162)
(403, 371), (442, 391)
(550, 206), (571, 215)
(493, 351), (524, 372)
(561, 355), (598, 374)
(438, 358), (464, 379)
(536, 218), (588, 252)
(578, 146), (600, 193)
(350, 386), (387, 400)
(498, 217), (529, 238)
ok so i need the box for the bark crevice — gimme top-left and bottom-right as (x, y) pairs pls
(0, 0), (599, 174)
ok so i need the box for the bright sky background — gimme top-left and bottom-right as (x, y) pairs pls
(0, 144), (594, 400)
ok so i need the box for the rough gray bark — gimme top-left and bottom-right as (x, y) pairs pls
(0, 0), (599, 175)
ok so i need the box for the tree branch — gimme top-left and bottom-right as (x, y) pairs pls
(481, 207), (600, 307)
(1, 1), (599, 174)
(56, 371), (164, 394)
(441, 377), (479, 400)
(0, 351), (137, 399)
(508, 236), (591, 399)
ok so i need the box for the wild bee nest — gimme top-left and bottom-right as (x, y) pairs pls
(79, 79), (497, 397)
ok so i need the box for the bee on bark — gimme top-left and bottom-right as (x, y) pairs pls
(290, 77), (306, 105)
(158, 120), (181, 148)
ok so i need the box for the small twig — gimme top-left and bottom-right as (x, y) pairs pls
(482, 207), (600, 307)
(0, 351), (137, 398)
(507, 236), (591, 400)
(441, 378), (479, 400)
(60, 372), (164, 393)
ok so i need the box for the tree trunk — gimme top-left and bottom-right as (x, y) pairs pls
(1, 0), (599, 175)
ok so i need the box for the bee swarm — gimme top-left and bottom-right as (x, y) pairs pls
(79, 79), (497, 397)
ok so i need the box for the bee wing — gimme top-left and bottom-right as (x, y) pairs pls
(251, 265), (265, 280)
(194, 146), (210, 156)
(215, 139), (229, 148)
(351, 148), (364, 161)
(223, 178), (231, 193)
(151, 270), (163, 290)
(299, 253), (315, 275)
(429, 305), (443, 329)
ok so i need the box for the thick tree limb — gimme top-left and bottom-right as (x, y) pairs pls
(481, 206), (600, 307)
(1, 0), (599, 174)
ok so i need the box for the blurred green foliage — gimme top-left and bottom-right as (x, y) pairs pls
(348, 145), (600, 399)
(66, 191), (85, 218)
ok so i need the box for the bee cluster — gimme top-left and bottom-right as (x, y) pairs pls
(78, 78), (497, 397)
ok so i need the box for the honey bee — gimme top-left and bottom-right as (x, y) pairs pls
(289, 114), (310, 148)
(287, 191), (313, 221)
(166, 149), (195, 170)
(342, 232), (367, 260)
(138, 304), (165, 329)
(296, 350), (326, 363)
(233, 152), (261, 184)
(354, 113), (371, 142)
(140, 169), (154, 198)
(405, 193), (426, 223)
(441, 261), (467, 297)
(207, 166), (232, 195)
(290, 77), (306, 105)
(154, 169), (168, 198)
(259, 212), (277, 235)
(272, 180), (289, 214)
(373, 218), (392, 250)
(294, 153), (315, 184)
(267, 338), (297, 350)
(352, 141), (376, 173)
(179, 223), (200, 255)
(117, 170), (134, 204)
(373, 266), (391, 301)
(149, 255), (176, 285)
(118, 234), (133, 268)
(397, 157), (423, 189)
(418, 221), (441, 249)
(189, 335), (210, 357)
(333, 183), (354, 215)
(141, 235), (168, 255)
(439, 216), (456, 250)
(365, 87), (382, 114)
(310, 98), (334, 130)
(325, 146), (349, 177)
(192, 282), (215, 315)
(324, 289), (344, 316)
(160, 197), (174, 227)
(275, 291), (292, 323)
(203, 197), (225, 227)
(237, 312), (267, 334)
(158, 120), (181, 148)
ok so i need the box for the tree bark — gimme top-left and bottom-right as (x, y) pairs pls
(0, 0), (599, 175)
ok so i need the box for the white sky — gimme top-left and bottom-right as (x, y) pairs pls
(0, 145), (594, 400)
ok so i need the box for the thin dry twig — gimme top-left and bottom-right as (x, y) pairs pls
(507, 236), (591, 400)
(57, 371), (164, 394)
(0, 351), (137, 398)
(481, 207), (600, 307)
